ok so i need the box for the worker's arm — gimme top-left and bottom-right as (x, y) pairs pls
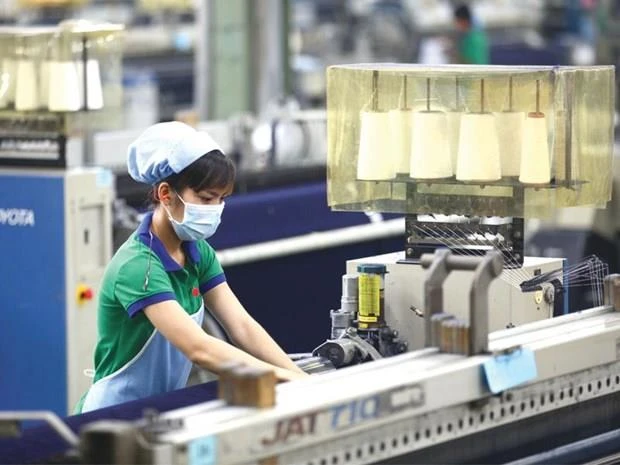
(143, 300), (305, 381)
(203, 282), (307, 375)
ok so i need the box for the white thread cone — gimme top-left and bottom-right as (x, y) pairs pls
(446, 111), (461, 172)
(48, 61), (81, 111)
(519, 114), (550, 184)
(388, 109), (413, 174)
(357, 110), (395, 180)
(410, 111), (452, 179)
(494, 111), (525, 177)
(456, 113), (501, 182)
(39, 61), (50, 109)
(77, 59), (104, 110)
(0, 58), (16, 108)
(15, 60), (39, 111)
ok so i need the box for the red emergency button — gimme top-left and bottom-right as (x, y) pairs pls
(76, 284), (94, 305)
(81, 288), (94, 300)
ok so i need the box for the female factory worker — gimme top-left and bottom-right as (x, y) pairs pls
(77, 122), (306, 413)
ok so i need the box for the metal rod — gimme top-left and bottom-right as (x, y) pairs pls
(426, 77), (430, 111)
(536, 79), (540, 114)
(509, 76), (513, 111)
(195, 0), (213, 120)
(455, 76), (459, 111)
(372, 70), (379, 111)
(565, 73), (574, 184)
(0, 412), (79, 447)
(218, 218), (405, 267)
(403, 74), (408, 109)
(82, 35), (88, 111)
(481, 79), (485, 113)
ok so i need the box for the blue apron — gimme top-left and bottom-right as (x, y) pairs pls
(81, 304), (205, 412)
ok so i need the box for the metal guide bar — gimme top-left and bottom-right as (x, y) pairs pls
(281, 360), (620, 465)
(158, 308), (620, 464)
(489, 305), (609, 339)
(162, 307), (608, 424)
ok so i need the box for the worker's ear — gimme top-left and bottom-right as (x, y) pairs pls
(157, 182), (173, 205)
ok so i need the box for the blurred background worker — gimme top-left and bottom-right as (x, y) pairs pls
(453, 3), (490, 64)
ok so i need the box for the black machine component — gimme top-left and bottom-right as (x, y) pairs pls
(80, 421), (140, 465)
(365, 326), (409, 357)
(313, 269), (408, 369)
(0, 112), (67, 168)
(520, 254), (609, 316)
(404, 214), (525, 268)
(546, 278), (565, 318)
(518, 276), (566, 318)
(313, 326), (408, 369)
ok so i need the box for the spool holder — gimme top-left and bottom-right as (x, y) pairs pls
(400, 74), (409, 110)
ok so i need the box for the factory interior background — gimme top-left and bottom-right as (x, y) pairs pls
(2, 0), (620, 464)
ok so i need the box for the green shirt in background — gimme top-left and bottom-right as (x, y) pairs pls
(458, 27), (490, 65)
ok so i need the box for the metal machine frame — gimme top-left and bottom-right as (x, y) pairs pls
(10, 252), (620, 465)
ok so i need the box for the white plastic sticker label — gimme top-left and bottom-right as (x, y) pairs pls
(188, 435), (216, 465)
(95, 168), (113, 188)
(483, 348), (538, 394)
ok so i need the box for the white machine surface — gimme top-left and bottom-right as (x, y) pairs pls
(68, 288), (620, 465)
(347, 252), (562, 350)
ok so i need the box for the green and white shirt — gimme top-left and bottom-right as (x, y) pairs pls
(77, 212), (225, 413)
(458, 27), (490, 65)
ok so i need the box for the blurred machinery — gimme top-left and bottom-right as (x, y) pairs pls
(87, 101), (328, 209)
(1, 63), (617, 465)
(0, 22), (123, 416)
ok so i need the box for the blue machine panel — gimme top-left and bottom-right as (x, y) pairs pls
(0, 173), (66, 416)
(209, 182), (400, 250)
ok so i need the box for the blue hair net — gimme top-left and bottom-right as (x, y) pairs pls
(127, 121), (223, 184)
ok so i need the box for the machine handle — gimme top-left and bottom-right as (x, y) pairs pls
(420, 253), (497, 272)
(421, 249), (503, 355)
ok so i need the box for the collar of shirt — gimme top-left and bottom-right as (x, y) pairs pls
(135, 211), (201, 272)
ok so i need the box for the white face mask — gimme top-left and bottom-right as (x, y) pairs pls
(164, 192), (225, 241)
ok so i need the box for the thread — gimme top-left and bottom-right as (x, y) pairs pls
(494, 111), (525, 177)
(456, 113), (501, 181)
(77, 59), (104, 110)
(15, 59), (39, 111)
(519, 115), (551, 184)
(48, 61), (81, 111)
(357, 110), (395, 180)
(0, 58), (16, 108)
(410, 111), (452, 179)
(446, 111), (462, 172)
(389, 109), (413, 174)
(39, 60), (50, 109)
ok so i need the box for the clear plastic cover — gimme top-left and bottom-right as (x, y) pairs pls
(327, 64), (615, 218)
(0, 23), (124, 130)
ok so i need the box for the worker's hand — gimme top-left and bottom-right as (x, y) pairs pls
(275, 367), (310, 383)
